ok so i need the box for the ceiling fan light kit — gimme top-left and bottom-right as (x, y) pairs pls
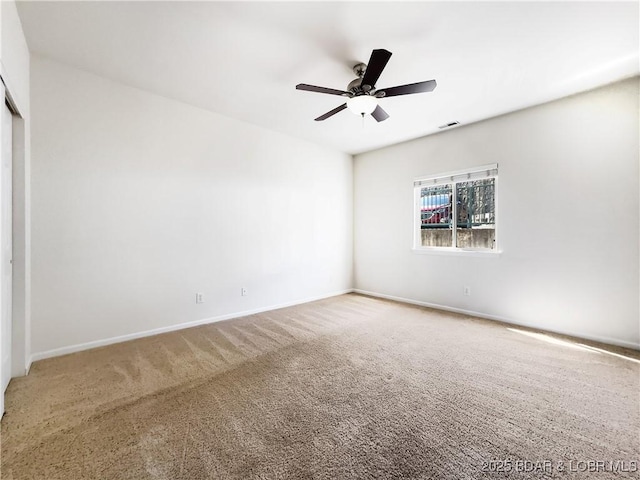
(296, 49), (437, 123)
(347, 95), (378, 116)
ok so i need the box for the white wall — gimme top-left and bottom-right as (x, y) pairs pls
(1, 0), (31, 377)
(354, 77), (639, 348)
(1, 1), (29, 107)
(30, 55), (352, 357)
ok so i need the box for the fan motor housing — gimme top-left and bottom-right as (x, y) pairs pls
(347, 77), (373, 96)
(347, 78), (362, 94)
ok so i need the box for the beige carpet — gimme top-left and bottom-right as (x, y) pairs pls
(1, 294), (638, 479)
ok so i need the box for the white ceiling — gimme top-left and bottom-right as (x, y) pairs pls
(16, 1), (639, 155)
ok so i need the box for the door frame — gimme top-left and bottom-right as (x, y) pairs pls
(0, 60), (30, 391)
(1, 97), (14, 397)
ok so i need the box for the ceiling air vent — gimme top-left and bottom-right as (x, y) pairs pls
(438, 121), (460, 129)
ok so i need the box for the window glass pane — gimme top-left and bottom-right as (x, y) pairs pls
(455, 178), (496, 249)
(420, 184), (452, 247)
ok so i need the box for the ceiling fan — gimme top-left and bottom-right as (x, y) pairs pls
(296, 49), (437, 122)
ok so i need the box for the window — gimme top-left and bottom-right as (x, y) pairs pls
(414, 164), (498, 251)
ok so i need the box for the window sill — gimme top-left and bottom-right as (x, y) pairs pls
(412, 247), (502, 257)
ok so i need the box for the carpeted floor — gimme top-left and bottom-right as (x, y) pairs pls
(1, 294), (638, 479)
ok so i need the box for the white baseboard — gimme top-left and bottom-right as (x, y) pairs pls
(29, 289), (355, 365)
(25, 355), (32, 376)
(354, 289), (640, 351)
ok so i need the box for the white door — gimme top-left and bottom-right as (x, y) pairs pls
(1, 100), (12, 403)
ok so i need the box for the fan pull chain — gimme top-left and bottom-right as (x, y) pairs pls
(361, 113), (365, 129)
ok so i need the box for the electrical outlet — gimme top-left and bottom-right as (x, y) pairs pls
(196, 293), (204, 304)
(241, 287), (247, 296)
(463, 286), (471, 296)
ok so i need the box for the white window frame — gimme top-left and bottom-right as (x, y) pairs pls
(413, 164), (499, 255)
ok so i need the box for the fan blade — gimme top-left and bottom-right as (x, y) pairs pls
(361, 49), (392, 89)
(314, 103), (347, 121)
(371, 105), (389, 122)
(377, 80), (437, 98)
(296, 84), (349, 96)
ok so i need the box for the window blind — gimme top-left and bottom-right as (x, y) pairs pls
(414, 164), (498, 187)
